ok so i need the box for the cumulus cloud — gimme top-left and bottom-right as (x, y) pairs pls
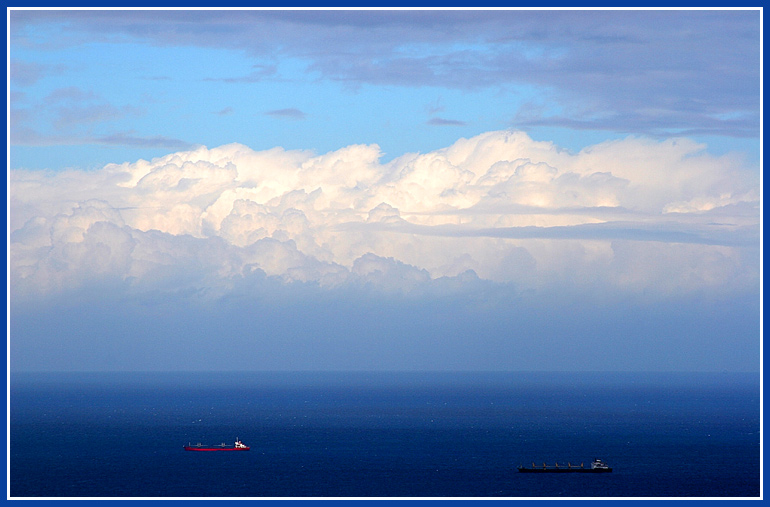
(9, 130), (760, 301)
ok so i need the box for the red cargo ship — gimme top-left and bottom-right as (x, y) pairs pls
(184, 439), (250, 451)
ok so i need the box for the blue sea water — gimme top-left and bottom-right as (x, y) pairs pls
(9, 371), (760, 498)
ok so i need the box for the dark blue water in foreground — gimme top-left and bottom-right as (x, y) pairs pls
(10, 371), (760, 498)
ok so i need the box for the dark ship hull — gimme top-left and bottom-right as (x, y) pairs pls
(184, 446), (249, 451)
(518, 459), (612, 473)
(517, 466), (612, 473)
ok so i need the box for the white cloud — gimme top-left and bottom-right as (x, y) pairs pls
(9, 130), (759, 300)
(11, 204), (136, 297)
(352, 253), (431, 293)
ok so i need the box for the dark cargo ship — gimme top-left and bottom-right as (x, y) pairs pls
(517, 458), (612, 473)
(184, 439), (250, 451)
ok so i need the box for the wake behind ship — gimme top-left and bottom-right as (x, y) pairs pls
(517, 458), (612, 473)
(184, 439), (250, 451)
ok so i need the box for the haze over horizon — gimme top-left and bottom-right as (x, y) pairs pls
(9, 9), (761, 372)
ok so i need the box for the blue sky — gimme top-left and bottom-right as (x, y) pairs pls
(8, 9), (762, 372)
(11, 9), (761, 168)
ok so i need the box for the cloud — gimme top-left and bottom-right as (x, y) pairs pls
(10, 60), (66, 87)
(53, 104), (135, 129)
(35, 86), (142, 129)
(352, 253), (431, 293)
(338, 219), (758, 247)
(204, 64), (278, 84)
(427, 117), (467, 127)
(8, 10), (760, 373)
(11, 85), (192, 149)
(9, 10), (759, 139)
(9, 129), (760, 373)
(94, 132), (196, 150)
(10, 127), (194, 150)
(10, 130), (759, 303)
(265, 108), (307, 120)
(515, 110), (760, 140)
(425, 98), (445, 116)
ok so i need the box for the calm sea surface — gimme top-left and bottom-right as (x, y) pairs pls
(10, 371), (760, 498)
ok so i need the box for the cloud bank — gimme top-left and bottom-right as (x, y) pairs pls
(10, 130), (759, 302)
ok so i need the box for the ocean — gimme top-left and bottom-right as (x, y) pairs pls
(9, 371), (761, 498)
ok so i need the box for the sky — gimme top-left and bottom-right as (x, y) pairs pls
(8, 8), (762, 372)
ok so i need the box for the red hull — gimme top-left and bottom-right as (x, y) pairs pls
(184, 446), (249, 451)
